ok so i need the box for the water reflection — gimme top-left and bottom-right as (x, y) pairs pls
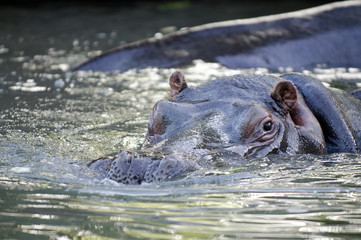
(1, 53), (361, 238)
(1, 179), (360, 239)
(1, 2), (361, 239)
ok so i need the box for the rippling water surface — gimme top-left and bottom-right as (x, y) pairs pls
(1, 2), (361, 239)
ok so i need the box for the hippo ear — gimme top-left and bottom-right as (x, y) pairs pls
(271, 80), (298, 113)
(169, 71), (187, 99)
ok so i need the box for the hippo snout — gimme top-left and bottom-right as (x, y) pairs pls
(146, 100), (194, 145)
(148, 102), (167, 137)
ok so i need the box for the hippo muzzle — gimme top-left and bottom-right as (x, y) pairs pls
(90, 71), (337, 184)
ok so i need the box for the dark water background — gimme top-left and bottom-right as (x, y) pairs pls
(1, 1), (361, 239)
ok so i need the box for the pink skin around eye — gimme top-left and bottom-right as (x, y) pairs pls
(242, 107), (279, 144)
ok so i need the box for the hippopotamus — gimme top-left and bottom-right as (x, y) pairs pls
(89, 72), (361, 184)
(75, 1), (361, 72)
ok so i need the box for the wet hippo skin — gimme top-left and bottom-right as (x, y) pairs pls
(75, 1), (361, 72)
(89, 72), (361, 184)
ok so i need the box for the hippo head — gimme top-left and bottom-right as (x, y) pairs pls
(143, 71), (326, 159)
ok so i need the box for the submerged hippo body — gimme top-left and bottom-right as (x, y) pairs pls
(90, 72), (361, 184)
(76, 1), (361, 72)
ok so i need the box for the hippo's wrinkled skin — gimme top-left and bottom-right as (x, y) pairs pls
(89, 72), (361, 184)
(76, 1), (361, 72)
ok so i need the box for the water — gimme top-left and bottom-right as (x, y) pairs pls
(1, 1), (361, 239)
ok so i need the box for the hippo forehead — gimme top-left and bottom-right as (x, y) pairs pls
(157, 74), (286, 135)
(174, 74), (280, 105)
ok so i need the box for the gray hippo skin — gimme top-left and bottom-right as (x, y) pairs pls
(89, 72), (361, 184)
(76, 1), (361, 72)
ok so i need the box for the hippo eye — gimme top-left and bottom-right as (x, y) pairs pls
(242, 107), (279, 145)
(263, 121), (273, 131)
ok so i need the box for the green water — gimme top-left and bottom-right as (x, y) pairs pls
(1, 1), (361, 239)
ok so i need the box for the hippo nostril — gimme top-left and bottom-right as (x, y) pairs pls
(148, 114), (166, 136)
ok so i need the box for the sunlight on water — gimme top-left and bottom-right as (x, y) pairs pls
(1, 179), (360, 239)
(1, 2), (361, 240)
(1, 52), (361, 239)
